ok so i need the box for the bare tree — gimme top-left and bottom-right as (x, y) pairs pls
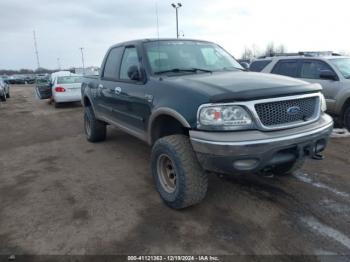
(275, 44), (287, 54)
(264, 42), (275, 57)
(241, 47), (254, 61)
(262, 42), (287, 57)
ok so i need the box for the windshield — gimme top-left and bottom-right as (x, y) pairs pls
(57, 76), (82, 84)
(329, 58), (350, 79)
(144, 40), (243, 74)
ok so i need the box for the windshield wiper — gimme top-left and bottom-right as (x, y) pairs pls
(222, 66), (246, 72)
(154, 68), (212, 75)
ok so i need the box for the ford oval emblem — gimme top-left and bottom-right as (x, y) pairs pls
(287, 106), (301, 115)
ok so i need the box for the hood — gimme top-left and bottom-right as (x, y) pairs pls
(163, 71), (322, 102)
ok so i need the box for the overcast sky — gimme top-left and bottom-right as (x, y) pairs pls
(0, 0), (349, 70)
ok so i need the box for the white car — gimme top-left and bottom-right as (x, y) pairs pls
(51, 74), (83, 107)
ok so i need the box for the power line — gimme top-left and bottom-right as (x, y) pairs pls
(79, 47), (85, 75)
(33, 30), (40, 69)
(57, 58), (61, 70)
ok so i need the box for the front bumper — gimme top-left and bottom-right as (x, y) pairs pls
(190, 114), (333, 174)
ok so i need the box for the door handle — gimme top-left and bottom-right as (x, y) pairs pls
(114, 87), (122, 95)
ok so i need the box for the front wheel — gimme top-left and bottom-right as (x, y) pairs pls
(84, 106), (107, 142)
(151, 135), (208, 209)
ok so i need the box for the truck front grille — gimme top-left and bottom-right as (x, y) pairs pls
(254, 96), (318, 127)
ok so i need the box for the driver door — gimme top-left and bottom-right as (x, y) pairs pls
(110, 46), (150, 132)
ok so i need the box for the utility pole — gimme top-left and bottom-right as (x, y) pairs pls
(57, 58), (61, 70)
(79, 47), (85, 75)
(33, 30), (40, 69)
(171, 3), (182, 38)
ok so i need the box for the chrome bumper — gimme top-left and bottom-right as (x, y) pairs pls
(190, 114), (333, 173)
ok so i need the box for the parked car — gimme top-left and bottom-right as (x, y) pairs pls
(7, 75), (25, 85)
(250, 53), (350, 130)
(36, 71), (82, 108)
(23, 75), (36, 84)
(36, 39), (334, 209)
(0, 77), (10, 101)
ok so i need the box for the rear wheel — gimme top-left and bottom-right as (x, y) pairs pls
(54, 100), (61, 108)
(151, 135), (208, 209)
(343, 106), (350, 131)
(84, 106), (106, 142)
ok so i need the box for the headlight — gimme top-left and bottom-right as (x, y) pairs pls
(198, 105), (253, 130)
(320, 94), (327, 112)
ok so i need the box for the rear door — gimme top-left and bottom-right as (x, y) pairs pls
(271, 59), (300, 78)
(35, 78), (52, 99)
(97, 46), (124, 119)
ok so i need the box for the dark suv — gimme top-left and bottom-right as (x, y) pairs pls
(53, 39), (332, 209)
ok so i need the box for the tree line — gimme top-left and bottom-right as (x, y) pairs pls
(0, 67), (73, 76)
(240, 42), (287, 61)
(240, 42), (350, 61)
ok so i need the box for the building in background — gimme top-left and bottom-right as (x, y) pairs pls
(74, 66), (99, 76)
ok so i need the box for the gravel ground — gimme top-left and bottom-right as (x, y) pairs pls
(0, 85), (349, 258)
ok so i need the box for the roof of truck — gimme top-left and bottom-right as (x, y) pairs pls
(109, 38), (214, 47)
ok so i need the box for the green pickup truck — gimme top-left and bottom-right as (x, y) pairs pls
(79, 39), (333, 209)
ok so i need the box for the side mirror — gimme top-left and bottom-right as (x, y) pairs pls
(240, 62), (250, 70)
(320, 70), (337, 81)
(127, 65), (141, 81)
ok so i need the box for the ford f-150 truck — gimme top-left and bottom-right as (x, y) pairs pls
(79, 39), (333, 209)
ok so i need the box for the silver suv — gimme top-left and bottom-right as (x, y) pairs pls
(250, 53), (350, 130)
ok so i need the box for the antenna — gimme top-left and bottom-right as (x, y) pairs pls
(155, 1), (160, 39)
(155, 1), (161, 72)
(33, 30), (40, 69)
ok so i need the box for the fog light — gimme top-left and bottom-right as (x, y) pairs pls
(233, 159), (259, 171)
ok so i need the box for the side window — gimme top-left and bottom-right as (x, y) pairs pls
(103, 47), (124, 80)
(272, 60), (298, 77)
(120, 47), (139, 80)
(300, 60), (333, 79)
(249, 60), (272, 72)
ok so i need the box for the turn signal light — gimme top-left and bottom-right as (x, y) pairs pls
(55, 87), (66, 92)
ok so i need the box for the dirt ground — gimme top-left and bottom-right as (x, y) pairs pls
(0, 85), (350, 258)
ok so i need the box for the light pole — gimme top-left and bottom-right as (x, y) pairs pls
(79, 47), (85, 75)
(57, 58), (61, 70)
(171, 3), (182, 38)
